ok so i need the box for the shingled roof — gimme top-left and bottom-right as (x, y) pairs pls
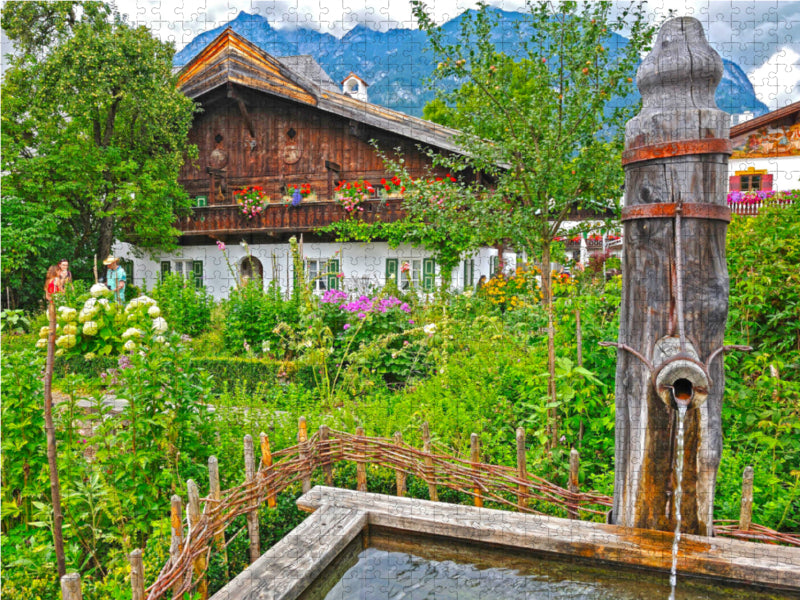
(176, 28), (463, 154)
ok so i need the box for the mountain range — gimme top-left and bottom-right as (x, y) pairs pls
(174, 9), (769, 119)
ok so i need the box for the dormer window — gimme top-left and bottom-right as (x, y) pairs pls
(341, 73), (368, 102)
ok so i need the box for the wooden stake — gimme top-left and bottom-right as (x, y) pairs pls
(319, 425), (334, 486)
(471, 433), (482, 508)
(394, 432), (406, 497)
(421, 422), (438, 502)
(208, 456), (229, 576)
(170, 495), (184, 599)
(61, 573), (82, 600)
(260, 432), (276, 508)
(243, 435), (260, 563)
(568, 449), (580, 519)
(516, 427), (528, 509)
(356, 426), (367, 492)
(187, 480), (208, 599)
(740, 466), (754, 531)
(129, 549), (145, 600)
(298, 417), (311, 493)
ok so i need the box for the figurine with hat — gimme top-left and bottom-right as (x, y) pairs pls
(103, 255), (127, 303)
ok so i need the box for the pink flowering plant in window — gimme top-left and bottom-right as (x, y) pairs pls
(334, 180), (376, 213)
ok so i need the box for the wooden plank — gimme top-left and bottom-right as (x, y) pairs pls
(209, 504), (367, 600)
(298, 486), (800, 592)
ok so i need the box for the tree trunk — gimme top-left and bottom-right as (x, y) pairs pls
(612, 17), (730, 535)
(44, 300), (67, 577)
(541, 242), (558, 448)
(97, 215), (115, 266)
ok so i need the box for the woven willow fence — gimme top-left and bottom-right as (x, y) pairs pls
(61, 418), (800, 600)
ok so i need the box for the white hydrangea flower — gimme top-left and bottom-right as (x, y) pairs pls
(55, 334), (76, 349)
(84, 352), (96, 360)
(123, 340), (137, 352)
(83, 297), (97, 310)
(148, 305), (161, 318)
(55, 348), (65, 357)
(90, 283), (110, 297)
(58, 306), (77, 322)
(122, 327), (143, 339)
(98, 298), (110, 308)
(83, 321), (98, 336)
(39, 326), (50, 339)
(153, 335), (166, 344)
(36, 338), (48, 349)
(423, 323), (436, 334)
(152, 317), (168, 334)
(63, 323), (78, 336)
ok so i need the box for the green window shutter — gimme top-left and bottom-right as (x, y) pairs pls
(490, 256), (498, 276)
(470, 260), (475, 286)
(195, 195), (208, 207)
(385, 258), (398, 285)
(327, 259), (340, 290)
(192, 260), (204, 289)
(160, 261), (171, 282)
(423, 258), (436, 292)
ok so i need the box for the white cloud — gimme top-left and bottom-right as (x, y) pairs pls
(749, 46), (800, 110)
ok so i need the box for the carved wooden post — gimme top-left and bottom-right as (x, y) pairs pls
(187, 480), (208, 599)
(739, 466), (754, 531)
(355, 426), (367, 492)
(260, 432), (277, 508)
(567, 449), (580, 519)
(298, 417), (312, 493)
(243, 435), (260, 563)
(421, 422), (438, 502)
(470, 433), (482, 508)
(170, 495), (184, 598)
(130, 549), (145, 600)
(610, 17), (744, 535)
(208, 456), (228, 577)
(516, 427), (528, 509)
(61, 573), (82, 600)
(394, 432), (407, 497)
(319, 425), (334, 486)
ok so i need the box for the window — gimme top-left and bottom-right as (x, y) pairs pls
(490, 256), (500, 276)
(120, 259), (134, 285)
(161, 259), (203, 288)
(386, 258), (435, 291)
(740, 174), (761, 191)
(193, 195), (208, 207)
(463, 259), (475, 288)
(730, 169), (772, 192)
(306, 258), (340, 292)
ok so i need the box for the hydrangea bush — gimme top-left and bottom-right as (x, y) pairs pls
(36, 287), (170, 358)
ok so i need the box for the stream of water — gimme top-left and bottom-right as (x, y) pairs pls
(668, 404), (688, 600)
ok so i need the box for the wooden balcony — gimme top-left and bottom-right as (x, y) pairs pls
(177, 198), (406, 237)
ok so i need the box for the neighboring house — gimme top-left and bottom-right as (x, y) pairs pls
(116, 28), (515, 299)
(728, 100), (800, 199)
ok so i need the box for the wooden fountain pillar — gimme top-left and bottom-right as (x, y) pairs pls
(609, 17), (744, 535)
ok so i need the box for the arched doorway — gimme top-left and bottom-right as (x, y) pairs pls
(239, 256), (264, 284)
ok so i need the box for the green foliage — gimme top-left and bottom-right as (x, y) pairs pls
(1, 308), (31, 334)
(151, 273), (214, 337)
(1, 1), (198, 310)
(1, 351), (49, 528)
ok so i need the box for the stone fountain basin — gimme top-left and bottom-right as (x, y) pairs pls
(211, 486), (800, 599)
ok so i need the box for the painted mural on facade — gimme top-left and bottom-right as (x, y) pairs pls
(731, 122), (800, 158)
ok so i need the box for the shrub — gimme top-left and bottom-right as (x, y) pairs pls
(151, 273), (214, 337)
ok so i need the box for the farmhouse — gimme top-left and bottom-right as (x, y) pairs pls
(728, 100), (800, 197)
(116, 28), (515, 298)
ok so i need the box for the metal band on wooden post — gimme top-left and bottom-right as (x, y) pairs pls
(61, 573), (82, 600)
(187, 480), (208, 599)
(319, 425), (334, 486)
(421, 422), (438, 502)
(516, 427), (528, 509)
(130, 549), (145, 600)
(621, 138), (732, 166)
(243, 435), (260, 564)
(298, 417), (311, 493)
(740, 466), (754, 531)
(621, 202), (731, 223)
(568, 449), (580, 519)
(260, 432), (276, 509)
(394, 431), (407, 497)
(471, 433), (482, 508)
(355, 426), (367, 492)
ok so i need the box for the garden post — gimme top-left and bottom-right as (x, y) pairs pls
(516, 427), (528, 509)
(421, 422), (438, 501)
(298, 417), (312, 493)
(394, 432), (407, 497)
(470, 433), (482, 507)
(208, 456), (229, 576)
(243, 435), (260, 563)
(260, 432), (277, 508)
(740, 466), (754, 531)
(568, 449), (580, 519)
(610, 17), (739, 535)
(187, 480), (208, 599)
(60, 573), (82, 600)
(170, 495), (185, 598)
(355, 426), (367, 492)
(319, 425), (334, 485)
(129, 549), (145, 600)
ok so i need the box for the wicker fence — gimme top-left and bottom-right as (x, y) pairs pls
(60, 419), (800, 600)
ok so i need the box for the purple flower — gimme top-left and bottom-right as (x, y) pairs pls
(291, 189), (302, 206)
(216, 240), (226, 251)
(343, 324), (350, 330)
(118, 355), (132, 370)
(357, 312), (366, 319)
(408, 319), (415, 325)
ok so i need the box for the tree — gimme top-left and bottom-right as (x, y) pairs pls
(411, 0), (656, 445)
(1, 1), (197, 309)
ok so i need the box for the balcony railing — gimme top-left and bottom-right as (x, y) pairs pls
(178, 198), (406, 236)
(728, 198), (795, 216)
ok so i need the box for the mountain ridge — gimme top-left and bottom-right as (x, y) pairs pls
(174, 9), (768, 119)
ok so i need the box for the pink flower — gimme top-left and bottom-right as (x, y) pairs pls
(343, 324), (350, 330)
(216, 241), (226, 251)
